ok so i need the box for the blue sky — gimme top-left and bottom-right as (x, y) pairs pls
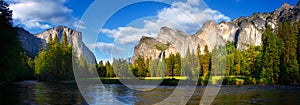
(7, 0), (299, 62)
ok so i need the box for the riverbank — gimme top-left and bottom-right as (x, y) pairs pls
(2, 81), (300, 105)
(4, 76), (299, 86)
(97, 76), (300, 86)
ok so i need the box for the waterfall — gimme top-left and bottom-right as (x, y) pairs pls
(158, 51), (165, 62)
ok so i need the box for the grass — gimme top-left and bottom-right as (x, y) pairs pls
(77, 76), (249, 85)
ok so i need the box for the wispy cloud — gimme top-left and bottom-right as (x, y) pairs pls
(8, 0), (85, 29)
(90, 42), (125, 54)
(101, 27), (157, 44)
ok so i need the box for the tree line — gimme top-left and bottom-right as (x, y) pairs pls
(33, 33), (73, 81)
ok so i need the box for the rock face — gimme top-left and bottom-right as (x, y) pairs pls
(17, 26), (96, 62)
(16, 28), (43, 56)
(132, 2), (300, 62)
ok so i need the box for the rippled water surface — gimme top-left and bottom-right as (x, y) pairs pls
(0, 81), (300, 105)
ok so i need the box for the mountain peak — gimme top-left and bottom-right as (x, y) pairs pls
(160, 26), (172, 30)
(159, 26), (180, 34)
(281, 3), (292, 8)
(202, 20), (216, 28)
(49, 26), (73, 32)
(15, 27), (31, 34)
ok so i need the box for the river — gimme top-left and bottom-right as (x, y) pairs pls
(0, 81), (300, 105)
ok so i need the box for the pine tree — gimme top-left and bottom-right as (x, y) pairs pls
(97, 60), (105, 76)
(277, 21), (299, 83)
(34, 32), (74, 81)
(244, 45), (257, 77)
(296, 21), (300, 81)
(234, 50), (241, 75)
(105, 61), (113, 77)
(183, 47), (192, 77)
(62, 32), (68, 47)
(203, 45), (210, 77)
(135, 55), (146, 77)
(197, 44), (202, 76)
(166, 53), (175, 78)
(0, 0), (24, 82)
(261, 25), (280, 84)
(175, 52), (181, 76)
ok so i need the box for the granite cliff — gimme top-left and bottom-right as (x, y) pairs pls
(17, 26), (96, 62)
(132, 2), (300, 63)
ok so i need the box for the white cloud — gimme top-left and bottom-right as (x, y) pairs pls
(22, 20), (51, 29)
(73, 20), (87, 29)
(90, 42), (125, 54)
(187, 0), (200, 5)
(101, 0), (230, 44)
(8, 0), (85, 29)
(101, 27), (157, 44)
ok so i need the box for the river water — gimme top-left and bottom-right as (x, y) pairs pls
(0, 81), (300, 105)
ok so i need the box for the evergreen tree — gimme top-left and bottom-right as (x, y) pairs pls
(105, 61), (113, 77)
(34, 32), (73, 81)
(145, 58), (150, 77)
(183, 47), (192, 77)
(97, 60), (105, 76)
(47, 34), (53, 48)
(197, 44), (202, 76)
(0, 0), (24, 82)
(278, 21), (299, 83)
(261, 26), (280, 84)
(244, 45), (257, 77)
(234, 50), (241, 75)
(295, 21), (300, 81)
(62, 32), (68, 47)
(135, 55), (146, 77)
(166, 53), (175, 78)
(175, 52), (181, 76)
(191, 50), (199, 78)
(203, 45), (210, 77)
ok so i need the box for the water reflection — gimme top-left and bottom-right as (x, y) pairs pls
(0, 81), (86, 105)
(0, 81), (300, 105)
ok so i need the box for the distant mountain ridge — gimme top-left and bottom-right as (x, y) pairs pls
(17, 26), (96, 63)
(132, 1), (300, 63)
